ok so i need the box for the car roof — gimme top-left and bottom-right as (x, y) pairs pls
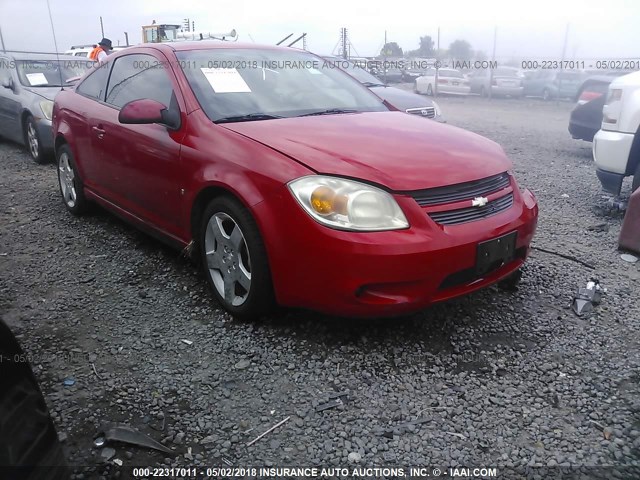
(0, 51), (80, 61)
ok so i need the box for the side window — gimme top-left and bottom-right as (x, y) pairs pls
(105, 54), (174, 109)
(76, 64), (111, 100)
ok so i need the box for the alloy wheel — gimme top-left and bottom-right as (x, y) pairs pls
(27, 122), (39, 159)
(204, 212), (252, 307)
(58, 152), (77, 208)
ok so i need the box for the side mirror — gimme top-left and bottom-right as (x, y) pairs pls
(118, 99), (180, 129)
(2, 78), (14, 90)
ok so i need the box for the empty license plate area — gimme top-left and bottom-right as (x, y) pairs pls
(476, 231), (517, 275)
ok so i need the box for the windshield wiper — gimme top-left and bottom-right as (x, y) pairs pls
(298, 108), (359, 117)
(362, 82), (386, 87)
(216, 113), (283, 123)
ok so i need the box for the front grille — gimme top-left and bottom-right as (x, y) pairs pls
(406, 107), (435, 118)
(409, 172), (510, 206)
(429, 193), (514, 226)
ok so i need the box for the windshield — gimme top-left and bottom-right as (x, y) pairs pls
(177, 49), (388, 122)
(16, 60), (88, 87)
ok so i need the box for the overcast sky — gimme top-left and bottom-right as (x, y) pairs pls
(0, 0), (638, 59)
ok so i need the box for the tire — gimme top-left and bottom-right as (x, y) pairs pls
(426, 84), (433, 96)
(632, 162), (640, 192)
(542, 88), (551, 101)
(24, 116), (48, 164)
(498, 269), (523, 291)
(0, 322), (68, 479)
(56, 144), (89, 215)
(199, 196), (275, 319)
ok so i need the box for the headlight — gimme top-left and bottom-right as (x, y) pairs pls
(39, 100), (54, 120)
(288, 176), (409, 231)
(431, 100), (441, 117)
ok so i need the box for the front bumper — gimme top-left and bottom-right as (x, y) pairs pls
(255, 185), (538, 317)
(35, 118), (54, 151)
(593, 129), (634, 194)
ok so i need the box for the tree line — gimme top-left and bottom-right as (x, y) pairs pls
(380, 36), (487, 61)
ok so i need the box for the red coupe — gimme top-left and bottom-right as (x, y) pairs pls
(52, 42), (538, 318)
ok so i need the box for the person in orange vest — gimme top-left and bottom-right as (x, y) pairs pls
(89, 38), (112, 62)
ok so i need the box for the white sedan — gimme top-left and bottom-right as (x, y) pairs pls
(415, 68), (470, 96)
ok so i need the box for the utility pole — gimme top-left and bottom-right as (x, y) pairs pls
(124, 32), (129, 46)
(559, 23), (569, 104)
(560, 23), (569, 66)
(100, 16), (104, 38)
(0, 23), (6, 52)
(435, 27), (440, 97)
(341, 28), (348, 59)
(489, 26), (497, 100)
(383, 30), (387, 84)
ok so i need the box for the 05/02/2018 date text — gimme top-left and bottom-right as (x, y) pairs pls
(521, 60), (640, 70)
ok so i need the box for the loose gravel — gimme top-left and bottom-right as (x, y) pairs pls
(1, 94), (639, 479)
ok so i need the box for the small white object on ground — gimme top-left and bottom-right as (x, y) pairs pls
(621, 253), (638, 263)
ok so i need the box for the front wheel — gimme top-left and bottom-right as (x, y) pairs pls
(199, 196), (275, 319)
(24, 116), (47, 164)
(57, 144), (89, 215)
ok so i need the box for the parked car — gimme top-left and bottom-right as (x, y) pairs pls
(402, 67), (428, 82)
(64, 45), (96, 57)
(378, 67), (403, 83)
(569, 76), (617, 141)
(53, 42), (538, 319)
(523, 70), (585, 100)
(323, 57), (443, 121)
(469, 67), (524, 98)
(64, 45), (129, 58)
(593, 71), (640, 194)
(415, 68), (470, 96)
(0, 318), (68, 478)
(0, 52), (88, 163)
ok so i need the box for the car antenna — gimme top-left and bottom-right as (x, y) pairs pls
(46, 0), (65, 91)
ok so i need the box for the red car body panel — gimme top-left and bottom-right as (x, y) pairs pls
(223, 112), (510, 191)
(53, 42), (538, 317)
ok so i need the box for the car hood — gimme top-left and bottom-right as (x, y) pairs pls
(21, 86), (62, 101)
(369, 86), (435, 111)
(223, 112), (511, 191)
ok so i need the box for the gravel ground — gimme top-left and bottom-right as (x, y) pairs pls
(1, 94), (640, 479)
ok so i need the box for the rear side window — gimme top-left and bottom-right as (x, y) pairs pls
(76, 65), (110, 100)
(105, 54), (174, 109)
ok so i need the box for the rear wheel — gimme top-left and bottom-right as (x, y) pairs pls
(24, 116), (47, 164)
(199, 196), (275, 319)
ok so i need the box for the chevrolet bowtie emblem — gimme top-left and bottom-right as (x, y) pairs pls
(471, 196), (489, 207)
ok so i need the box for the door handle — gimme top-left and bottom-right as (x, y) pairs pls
(91, 125), (106, 138)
